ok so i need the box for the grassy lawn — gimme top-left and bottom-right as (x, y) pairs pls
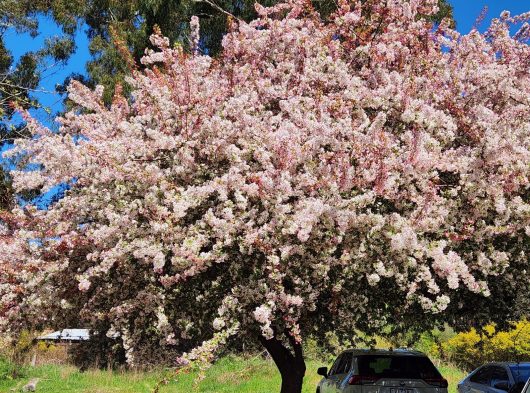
(0, 356), (466, 393)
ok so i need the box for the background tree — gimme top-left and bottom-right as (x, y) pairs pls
(3, 1), (527, 393)
(51, 0), (455, 103)
(0, 0), (79, 211)
(0, 0), (77, 122)
(0, 167), (13, 209)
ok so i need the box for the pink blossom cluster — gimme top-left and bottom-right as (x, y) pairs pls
(1, 0), (529, 366)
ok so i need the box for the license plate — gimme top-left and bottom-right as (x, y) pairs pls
(390, 389), (413, 393)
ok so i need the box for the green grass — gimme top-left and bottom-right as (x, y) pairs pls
(437, 363), (467, 393)
(0, 356), (466, 393)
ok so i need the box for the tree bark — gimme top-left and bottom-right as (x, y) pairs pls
(258, 333), (306, 393)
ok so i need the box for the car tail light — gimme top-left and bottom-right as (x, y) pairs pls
(424, 378), (449, 388)
(348, 375), (379, 385)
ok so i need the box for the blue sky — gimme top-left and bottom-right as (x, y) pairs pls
(451, 1), (529, 33)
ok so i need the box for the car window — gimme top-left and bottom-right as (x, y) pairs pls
(522, 379), (530, 393)
(490, 366), (509, 387)
(470, 367), (493, 385)
(329, 354), (344, 376)
(510, 381), (527, 393)
(335, 353), (353, 375)
(509, 365), (530, 393)
(357, 355), (442, 379)
(510, 365), (530, 383)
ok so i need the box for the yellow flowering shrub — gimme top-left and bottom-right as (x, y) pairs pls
(443, 321), (530, 370)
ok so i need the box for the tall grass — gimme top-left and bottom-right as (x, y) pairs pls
(437, 363), (467, 393)
(0, 355), (466, 393)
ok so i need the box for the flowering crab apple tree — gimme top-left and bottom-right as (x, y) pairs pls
(2, 0), (530, 391)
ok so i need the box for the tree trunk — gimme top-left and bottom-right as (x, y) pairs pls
(258, 333), (306, 393)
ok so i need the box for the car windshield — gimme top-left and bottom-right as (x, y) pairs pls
(357, 355), (442, 380)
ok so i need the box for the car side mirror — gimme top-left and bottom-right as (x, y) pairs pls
(494, 381), (510, 391)
(317, 367), (328, 378)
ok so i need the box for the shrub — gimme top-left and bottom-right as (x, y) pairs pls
(413, 327), (457, 359)
(0, 356), (25, 380)
(9, 330), (36, 375)
(443, 320), (530, 370)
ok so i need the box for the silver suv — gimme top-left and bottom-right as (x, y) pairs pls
(316, 349), (448, 393)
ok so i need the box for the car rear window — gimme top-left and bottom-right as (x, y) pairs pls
(357, 355), (442, 380)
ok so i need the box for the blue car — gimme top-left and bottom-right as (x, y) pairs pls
(458, 362), (530, 393)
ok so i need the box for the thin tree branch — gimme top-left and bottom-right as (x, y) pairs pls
(193, 0), (242, 22)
